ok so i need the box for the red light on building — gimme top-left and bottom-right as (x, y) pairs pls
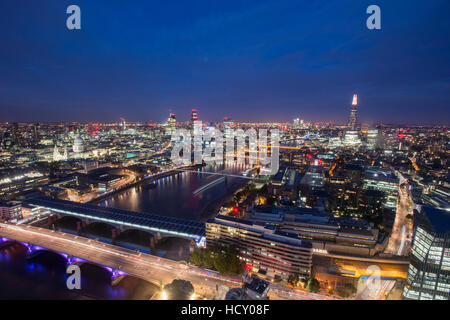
(245, 264), (252, 270)
(318, 159), (323, 165)
(233, 207), (239, 214)
(307, 154), (312, 159)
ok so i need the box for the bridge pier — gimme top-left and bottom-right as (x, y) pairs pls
(149, 233), (161, 252)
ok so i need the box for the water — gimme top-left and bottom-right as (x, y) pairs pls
(1, 164), (248, 299)
(0, 242), (158, 299)
(98, 164), (247, 221)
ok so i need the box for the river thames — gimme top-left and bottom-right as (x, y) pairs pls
(98, 163), (248, 221)
(0, 164), (248, 299)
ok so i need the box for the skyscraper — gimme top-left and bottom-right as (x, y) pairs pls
(403, 205), (450, 300)
(33, 122), (40, 142)
(120, 117), (126, 130)
(343, 94), (361, 147)
(347, 94), (358, 130)
(191, 109), (199, 124)
(166, 112), (176, 137)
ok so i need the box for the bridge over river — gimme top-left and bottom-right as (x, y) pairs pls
(0, 223), (239, 298)
(26, 197), (206, 241)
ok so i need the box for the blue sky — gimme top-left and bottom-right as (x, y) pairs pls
(0, 0), (449, 124)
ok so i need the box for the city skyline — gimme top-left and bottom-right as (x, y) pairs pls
(0, 0), (449, 125)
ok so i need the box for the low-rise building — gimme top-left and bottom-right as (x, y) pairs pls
(249, 205), (386, 257)
(0, 201), (23, 221)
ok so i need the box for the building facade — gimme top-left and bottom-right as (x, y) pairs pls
(403, 205), (450, 300)
(206, 215), (313, 280)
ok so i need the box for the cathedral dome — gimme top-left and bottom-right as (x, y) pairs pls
(73, 136), (85, 153)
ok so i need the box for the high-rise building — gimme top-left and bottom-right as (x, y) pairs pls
(293, 118), (300, 129)
(343, 94), (361, 147)
(191, 109), (199, 123)
(403, 205), (450, 300)
(223, 117), (235, 140)
(166, 113), (177, 137)
(343, 130), (361, 147)
(366, 129), (379, 150)
(10, 122), (19, 145)
(347, 94), (358, 130)
(120, 117), (126, 130)
(33, 123), (40, 142)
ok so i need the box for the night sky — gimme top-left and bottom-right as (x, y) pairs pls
(0, 0), (449, 125)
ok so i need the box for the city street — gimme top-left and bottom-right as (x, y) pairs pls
(385, 180), (414, 256)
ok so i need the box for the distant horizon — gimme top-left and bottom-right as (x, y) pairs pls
(1, 117), (448, 127)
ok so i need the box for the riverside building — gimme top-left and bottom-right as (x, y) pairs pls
(206, 215), (313, 281)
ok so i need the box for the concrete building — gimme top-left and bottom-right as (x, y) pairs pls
(0, 201), (23, 221)
(206, 215), (313, 281)
(248, 205), (386, 257)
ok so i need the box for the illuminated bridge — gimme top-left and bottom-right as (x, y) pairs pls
(26, 197), (206, 240)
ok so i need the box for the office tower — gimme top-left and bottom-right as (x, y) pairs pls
(293, 118), (300, 129)
(367, 129), (379, 150)
(120, 117), (126, 130)
(166, 113), (177, 137)
(347, 94), (358, 130)
(191, 109), (199, 123)
(33, 122), (40, 142)
(403, 205), (450, 300)
(223, 117), (235, 139)
(343, 94), (361, 147)
(10, 122), (19, 144)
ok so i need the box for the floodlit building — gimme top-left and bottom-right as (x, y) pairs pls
(72, 136), (85, 153)
(166, 113), (177, 137)
(347, 94), (358, 130)
(366, 129), (379, 150)
(343, 130), (362, 147)
(403, 205), (450, 300)
(363, 167), (399, 208)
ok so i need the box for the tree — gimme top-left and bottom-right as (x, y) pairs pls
(213, 245), (243, 275)
(306, 278), (320, 293)
(189, 247), (214, 269)
(189, 248), (203, 266)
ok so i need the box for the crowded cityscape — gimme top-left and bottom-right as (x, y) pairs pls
(0, 0), (448, 309)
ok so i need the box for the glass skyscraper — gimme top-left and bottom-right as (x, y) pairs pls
(403, 205), (450, 300)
